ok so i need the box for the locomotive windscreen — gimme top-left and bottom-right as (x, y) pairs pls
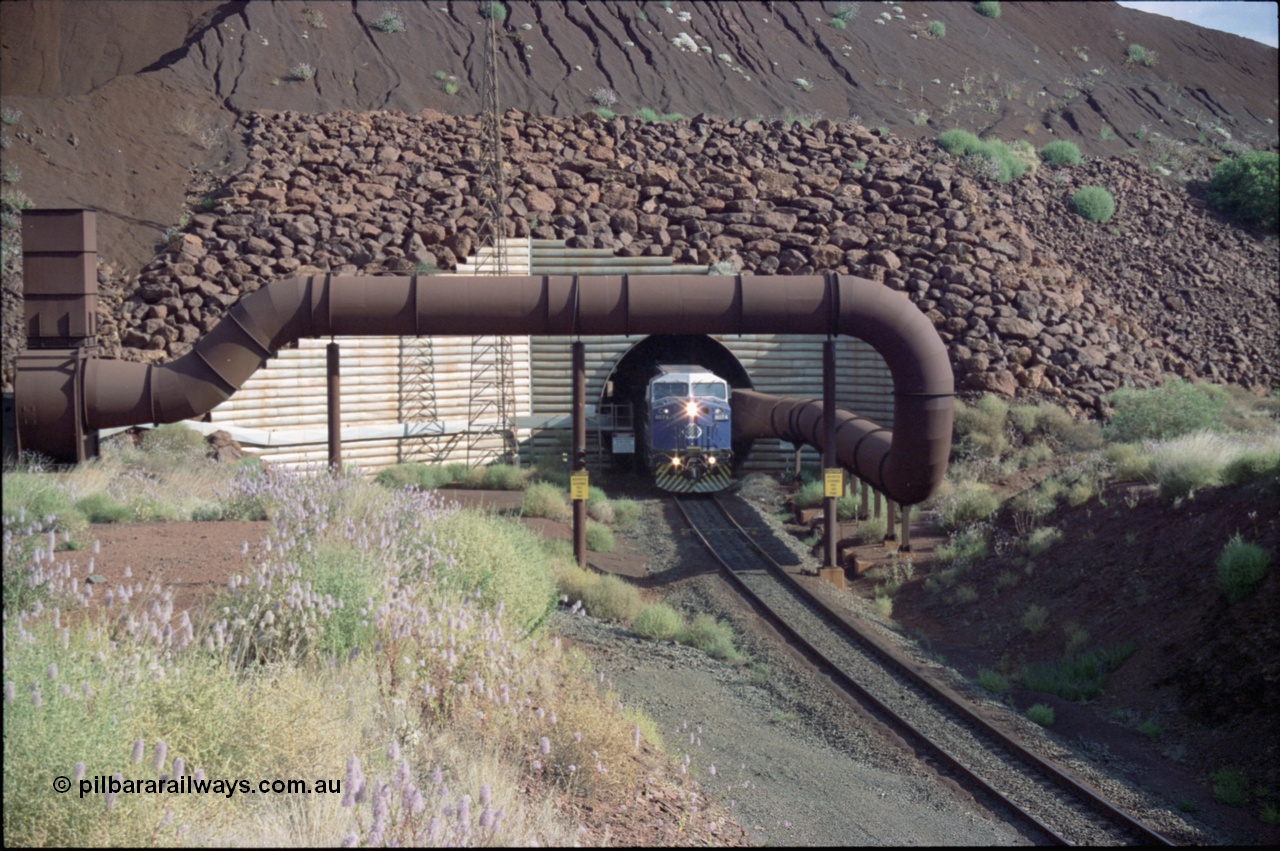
(652, 381), (688, 398)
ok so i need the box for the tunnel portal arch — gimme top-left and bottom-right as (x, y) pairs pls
(597, 334), (755, 470)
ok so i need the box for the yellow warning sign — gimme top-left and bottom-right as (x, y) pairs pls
(824, 469), (844, 499)
(570, 472), (590, 501)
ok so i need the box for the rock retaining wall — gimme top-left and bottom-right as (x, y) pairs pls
(92, 109), (1279, 414)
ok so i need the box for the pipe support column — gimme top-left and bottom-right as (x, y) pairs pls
(327, 342), (341, 473)
(823, 339), (838, 570)
(572, 341), (586, 568)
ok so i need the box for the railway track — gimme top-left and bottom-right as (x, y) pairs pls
(675, 493), (1175, 846)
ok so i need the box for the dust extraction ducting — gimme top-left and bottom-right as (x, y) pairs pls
(15, 210), (954, 505)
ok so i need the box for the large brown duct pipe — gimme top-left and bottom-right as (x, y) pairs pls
(41, 273), (951, 504)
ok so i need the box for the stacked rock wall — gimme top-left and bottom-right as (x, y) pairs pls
(76, 109), (1280, 413)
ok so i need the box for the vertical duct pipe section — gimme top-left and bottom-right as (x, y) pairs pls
(572, 341), (586, 568)
(38, 272), (950, 503)
(327, 342), (341, 472)
(822, 338), (838, 569)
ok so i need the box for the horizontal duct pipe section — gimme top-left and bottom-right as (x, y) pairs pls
(45, 274), (951, 503)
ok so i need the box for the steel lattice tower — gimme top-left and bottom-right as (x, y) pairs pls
(466, 4), (518, 466)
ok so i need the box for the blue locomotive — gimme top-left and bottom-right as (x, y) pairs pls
(643, 364), (733, 493)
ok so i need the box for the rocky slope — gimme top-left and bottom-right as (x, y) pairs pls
(19, 107), (1278, 416)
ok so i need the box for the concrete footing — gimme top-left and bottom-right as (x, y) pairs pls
(818, 566), (848, 589)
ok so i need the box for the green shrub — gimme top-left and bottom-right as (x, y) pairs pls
(836, 490), (860, 521)
(937, 129), (982, 155)
(374, 462), (457, 490)
(1008, 138), (1039, 177)
(1211, 766), (1249, 806)
(1207, 150), (1278, 231)
(678, 613), (742, 662)
(793, 479), (825, 510)
(1104, 443), (1153, 480)
(829, 2), (856, 24)
(371, 7), (405, 32)
(852, 512), (887, 544)
(927, 20), (946, 38)
(484, 463), (528, 490)
(634, 107), (659, 123)
(954, 394), (1010, 458)
(974, 1), (1001, 18)
(1021, 603), (1049, 636)
(432, 511), (558, 633)
(75, 493), (133, 524)
(1221, 448), (1280, 486)
(584, 574), (643, 621)
(632, 603), (685, 641)
(2, 473), (86, 536)
(479, 1), (507, 21)
(588, 499), (615, 525)
(307, 541), (378, 657)
(586, 521), (615, 553)
(1216, 533), (1271, 603)
(1020, 642), (1136, 701)
(521, 482), (570, 522)
(829, 16), (848, 29)
(1026, 703), (1055, 726)
(1026, 526), (1062, 557)
(1136, 719), (1164, 740)
(593, 107), (615, 120)
(554, 561), (598, 607)
(611, 498), (643, 530)
(1148, 442), (1224, 499)
(935, 524), (990, 567)
(931, 480), (1000, 532)
(1070, 186), (1116, 222)
(141, 423), (206, 457)
(1104, 381), (1226, 442)
(1039, 140), (1082, 166)
(977, 668), (1010, 694)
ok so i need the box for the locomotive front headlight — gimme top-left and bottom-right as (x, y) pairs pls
(684, 401), (698, 419)
(671, 456), (682, 467)
(707, 456), (716, 466)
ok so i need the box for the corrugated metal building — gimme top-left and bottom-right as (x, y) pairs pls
(181, 240), (895, 476)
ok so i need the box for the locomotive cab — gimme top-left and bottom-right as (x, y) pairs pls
(645, 365), (733, 493)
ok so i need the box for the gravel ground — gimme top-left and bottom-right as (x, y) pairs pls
(552, 475), (1029, 846)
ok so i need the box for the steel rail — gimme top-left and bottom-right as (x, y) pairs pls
(674, 494), (1176, 846)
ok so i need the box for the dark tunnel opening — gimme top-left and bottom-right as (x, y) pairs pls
(597, 335), (754, 472)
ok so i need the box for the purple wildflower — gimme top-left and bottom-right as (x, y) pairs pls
(73, 762), (86, 783)
(131, 739), (145, 764)
(152, 741), (167, 774)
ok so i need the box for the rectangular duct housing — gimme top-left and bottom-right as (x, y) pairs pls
(21, 209), (98, 347)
